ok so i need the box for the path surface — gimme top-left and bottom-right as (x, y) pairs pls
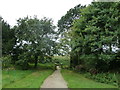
(41, 67), (68, 88)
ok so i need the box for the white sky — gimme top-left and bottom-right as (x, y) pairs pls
(0, 0), (93, 26)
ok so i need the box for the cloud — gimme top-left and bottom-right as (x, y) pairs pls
(0, 0), (92, 26)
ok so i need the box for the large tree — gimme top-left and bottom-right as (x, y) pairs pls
(57, 4), (85, 55)
(70, 2), (120, 71)
(14, 16), (56, 69)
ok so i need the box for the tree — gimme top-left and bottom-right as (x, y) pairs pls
(57, 4), (85, 56)
(70, 2), (120, 72)
(2, 18), (16, 56)
(14, 16), (56, 69)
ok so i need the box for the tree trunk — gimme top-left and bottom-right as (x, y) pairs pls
(34, 55), (38, 68)
(109, 43), (112, 53)
(70, 56), (73, 69)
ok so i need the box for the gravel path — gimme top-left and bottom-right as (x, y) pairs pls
(41, 67), (68, 88)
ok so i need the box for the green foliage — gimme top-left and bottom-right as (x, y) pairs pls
(58, 4), (85, 33)
(84, 72), (120, 86)
(1, 18), (16, 55)
(115, 73), (120, 89)
(80, 54), (97, 70)
(61, 69), (117, 88)
(13, 16), (57, 69)
(15, 52), (34, 70)
(52, 56), (70, 68)
(57, 4), (86, 55)
(1, 56), (12, 68)
(37, 63), (55, 70)
(67, 2), (120, 72)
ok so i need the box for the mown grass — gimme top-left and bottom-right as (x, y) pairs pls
(61, 69), (118, 88)
(0, 71), (2, 90)
(2, 70), (33, 87)
(3, 70), (53, 88)
(2, 63), (54, 88)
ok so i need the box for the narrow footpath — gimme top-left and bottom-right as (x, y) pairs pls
(41, 67), (68, 88)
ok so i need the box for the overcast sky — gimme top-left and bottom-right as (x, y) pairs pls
(0, 0), (93, 26)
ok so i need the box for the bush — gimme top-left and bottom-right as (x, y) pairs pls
(89, 68), (98, 75)
(84, 72), (118, 86)
(79, 54), (114, 72)
(115, 73), (120, 89)
(75, 65), (86, 72)
(15, 60), (28, 70)
(15, 53), (29, 70)
(80, 54), (97, 70)
(1, 55), (12, 68)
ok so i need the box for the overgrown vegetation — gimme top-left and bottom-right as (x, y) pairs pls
(84, 72), (120, 86)
(61, 70), (117, 88)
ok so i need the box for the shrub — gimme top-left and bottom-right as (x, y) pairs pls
(89, 68), (98, 75)
(80, 54), (97, 70)
(1, 55), (12, 68)
(75, 65), (86, 72)
(15, 60), (28, 70)
(84, 72), (118, 86)
(115, 73), (120, 89)
(15, 52), (29, 70)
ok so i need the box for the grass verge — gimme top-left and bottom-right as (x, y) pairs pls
(2, 63), (54, 88)
(61, 69), (117, 88)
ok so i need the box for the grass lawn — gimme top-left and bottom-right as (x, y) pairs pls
(2, 70), (33, 87)
(2, 63), (54, 88)
(61, 69), (118, 88)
